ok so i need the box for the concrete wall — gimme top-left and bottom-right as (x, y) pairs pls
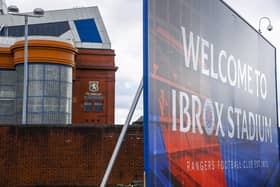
(0, 125), (143, 186)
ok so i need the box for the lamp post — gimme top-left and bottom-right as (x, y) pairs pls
(258, 17), (273, 34)
(8, 6), (44, 125)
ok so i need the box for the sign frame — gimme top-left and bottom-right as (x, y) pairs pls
(143, 0), (279, 186)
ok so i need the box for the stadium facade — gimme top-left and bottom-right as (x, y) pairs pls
(0, 2), (117, 125)
(0, 2), (144, 186)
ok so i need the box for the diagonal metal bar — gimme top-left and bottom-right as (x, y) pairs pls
(100, 78), (143, 187)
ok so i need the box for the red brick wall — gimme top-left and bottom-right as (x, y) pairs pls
(72, 49), (117, 125)
(0, 126), (143, 186)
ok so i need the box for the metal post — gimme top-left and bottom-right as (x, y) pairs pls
(100, 79), (143, 187)
(0, 24), (4, 33)
(22, 15), (28, 124)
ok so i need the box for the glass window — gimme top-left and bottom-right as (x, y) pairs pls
(60, 98), (72, 113)
(6, 21), (70, 37)
(0, 116), (16, 124)
(16, 113), (22, 124)
(29, 64), (44, 80)
(66, 113), (71, 124)
(0, 100), (15, 114)
(46, 65), (59, 81)
(0, 71), (16, 84)
(67, 98), (72, 114)
(16, 83), (23, 98)
(60, 82), (72, 98)
(93, 95), (104, 100)
(43, 97), (59, 112)
(16, 99), (23, 113)
(94, 102), (103, 112)
(15, 64), (72, 124)
(60, 67), (72, 82)
(0, 85), (16, 98)
(28, 81), (44, 96)
(43, 112), (59, 124)
(28, 113), (42, 124)
(59, 113), (68, 124)
(16, 66), (24, 82)
(45, 81), (60, 97)
(28, 97), (43, 112)
(84, 101), (92, 112)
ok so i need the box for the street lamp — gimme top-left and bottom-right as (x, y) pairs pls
(258, 17), (273, 34)
(8, 5), (44, 125)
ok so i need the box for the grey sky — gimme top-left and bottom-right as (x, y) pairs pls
(4, 0), (280, 124)
(224, 0), (280, 49)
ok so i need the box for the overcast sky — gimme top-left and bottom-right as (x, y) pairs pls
(4, 0), (280, 124)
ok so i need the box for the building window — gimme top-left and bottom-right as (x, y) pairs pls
(94, 102), (103, 112)
(16, 63), (72, 124)
(84, 101), (92, 112)
(0, 21), (70, 37)
(0, 70), (16, 124)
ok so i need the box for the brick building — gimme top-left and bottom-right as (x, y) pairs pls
(0, 2), (143, 186)
(0, 5), (117, 125)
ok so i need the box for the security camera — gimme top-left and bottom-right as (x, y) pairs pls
(267, 24), (273, 31)
(258, 17), (273, 33)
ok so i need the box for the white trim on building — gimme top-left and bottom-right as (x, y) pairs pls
(0, 6), (111, 49)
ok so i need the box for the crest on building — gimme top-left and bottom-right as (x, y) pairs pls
(89, 81), (99, 92)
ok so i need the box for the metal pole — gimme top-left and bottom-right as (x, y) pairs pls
(100, 79), (143, 187)
(22, 15), (28, 125)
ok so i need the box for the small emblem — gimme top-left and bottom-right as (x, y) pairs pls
(203, 99), (215, 135)
(89, 81), (99, 92)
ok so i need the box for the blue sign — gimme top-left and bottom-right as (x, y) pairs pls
(143, 0), (279, 186)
